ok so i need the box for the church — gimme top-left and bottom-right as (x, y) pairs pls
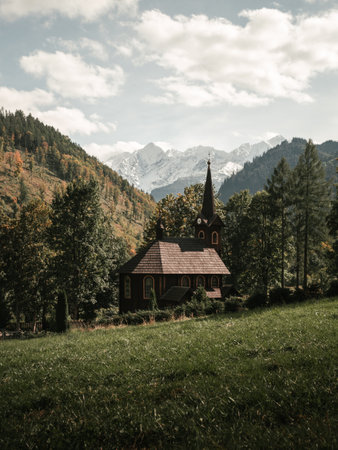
(119, 160), (230, 313)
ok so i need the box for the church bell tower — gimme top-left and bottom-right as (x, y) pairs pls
(194, 160), (224, 255)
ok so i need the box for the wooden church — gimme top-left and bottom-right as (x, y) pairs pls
(119, 160), (230, 313)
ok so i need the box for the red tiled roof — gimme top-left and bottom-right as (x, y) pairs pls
(119, 238), (230, 275)
(206, 288), (222, 299)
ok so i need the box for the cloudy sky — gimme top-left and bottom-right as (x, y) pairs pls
(1, 0), (338, 158)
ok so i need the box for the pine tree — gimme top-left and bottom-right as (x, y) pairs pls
(266, 157), (292, 288)
(222, 190), (252, 290)
(55, 291), (69, 332)
(293, 140), (330, 291)
(246, 190), (281, 295)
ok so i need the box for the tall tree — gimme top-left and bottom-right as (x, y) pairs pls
(7, 199), (51, 330)
(266, 157), (292, 288)
(327, 186), (338, 277)
(246, 190), (281, 295)
(49, 178), (125, 319)
(293, 140), (330, 291)
(222, 190), (252, 290)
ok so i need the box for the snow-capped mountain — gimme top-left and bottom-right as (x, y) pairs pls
(104, 136), (285, 200)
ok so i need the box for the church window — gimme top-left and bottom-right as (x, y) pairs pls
(197, 276), (205, 287)
(198, 230), (205, 239)
(211, 276), (219, 288)
(212, 231), (218, 244)
(181, 276), (190, 287)
(124, 276), (131, 299)
(143, 276), (154, 299)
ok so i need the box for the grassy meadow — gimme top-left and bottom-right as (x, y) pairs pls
(0, 298), (337, 449)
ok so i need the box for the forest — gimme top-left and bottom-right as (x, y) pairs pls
(0, 116), (337, 331)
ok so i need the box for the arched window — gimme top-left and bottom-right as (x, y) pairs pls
(124, 276), (131, 299)
(212, 231), (218, 244)
(211, 276), (219, 288)
(197, 276), (205, 287)
(181, 276), (190, 287)
(143, 276), (154, 299)
(198, 230), (205, 239)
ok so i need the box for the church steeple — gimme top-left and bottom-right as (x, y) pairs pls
(194, 159), (224, 255)
(201, 159), (215, 220)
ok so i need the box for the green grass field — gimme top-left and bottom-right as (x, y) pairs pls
(1, 298), (337, 449)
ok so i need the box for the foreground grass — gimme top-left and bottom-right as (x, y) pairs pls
(1, 299), (337, 449)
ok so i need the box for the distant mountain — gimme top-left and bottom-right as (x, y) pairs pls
(104, 136), (285, 201)
(218, 138), (338, 204)
(0, 110), (155, 252)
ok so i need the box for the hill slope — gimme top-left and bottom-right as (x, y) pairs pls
(218, 138), (338, 203)
(0, 110), (155, 251)
(0, 298), (337, 448)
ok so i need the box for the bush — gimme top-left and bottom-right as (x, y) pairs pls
(290, 288), (306, 303)
(269, 288), (291, 306)
(153, 310), (172, 322)
(246, 293), (268, 309)
(173, 304), (186, 319)
(307, 284), (323, 299)
(326, 280), (338, 297)
(224, 297), (244, 312)
(191, 286), (208, 303)
(205, 300), (224, 314)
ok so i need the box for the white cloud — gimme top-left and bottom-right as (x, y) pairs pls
(51, 38), (109, 61)
(85, 141), (144, 159)
(0, 0), (138, 21)
(34, 107), (116, 135)
(0, 86), (55, 111)
(20, 51), (124, 100)
(134, 8), (338, 107)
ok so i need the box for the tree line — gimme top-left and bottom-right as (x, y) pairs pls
(145, 140), (337, 296)
(0, 178), (128, 330)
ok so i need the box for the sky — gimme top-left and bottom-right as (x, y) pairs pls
(1, 0), (338, 159)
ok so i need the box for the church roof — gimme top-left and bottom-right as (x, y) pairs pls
(119, 237), (229, 275)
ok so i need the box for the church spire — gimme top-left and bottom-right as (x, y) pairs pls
(201, 159), (215, 220)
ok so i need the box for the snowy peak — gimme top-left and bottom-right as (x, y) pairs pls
(103, 136), (285, 198)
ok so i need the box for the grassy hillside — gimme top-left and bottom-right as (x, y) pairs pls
(0, 110), (155, 251)
(0, 298), (337, 449)
(219, 138), (338, 203)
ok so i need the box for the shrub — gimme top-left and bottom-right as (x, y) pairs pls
(246, 292), (268, 309)
(269, 288), (291, 305)
(153, 310), (172, 322)
(326, 280), (338, 297)
(173, 304), (186, 319)
(191, 286), (208, 303)
(224, 297), (244, 312)
(149, 288), (158, 311)
(307, 284), (323, 299)
(205, 300), (224, 314)
(290, 288), (306, 303)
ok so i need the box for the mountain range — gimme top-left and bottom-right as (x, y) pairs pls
(0, 110), (155, 252)
(104, 136), (285, 201)
(218, 138), (338, 203)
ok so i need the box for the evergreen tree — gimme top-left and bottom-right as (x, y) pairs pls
(266, 157), (292, 288)
(222, 190), (252, 290)
(246, 191), (281, 295)
(49, 178), (125, 319)
(55, 291), (69, 332)
(7, 199), (51, 330)
(293, 140), (330, 291)
(149, 288), (158, 311)
(327, 186), (338, 277)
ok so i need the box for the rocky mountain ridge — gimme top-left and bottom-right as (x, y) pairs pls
(104, 136), (285, 200)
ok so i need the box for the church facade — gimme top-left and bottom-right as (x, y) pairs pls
(119, 161), (230, 313)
